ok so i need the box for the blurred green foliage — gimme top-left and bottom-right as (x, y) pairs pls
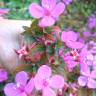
(0, 0), (40, 19)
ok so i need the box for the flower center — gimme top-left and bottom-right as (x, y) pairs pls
(70, 50), (79, 61)
(44, 9), (50, 16)
(43, 79), (49, 87)
(21, 49), (26, 54)
(16, 83), (25, 92)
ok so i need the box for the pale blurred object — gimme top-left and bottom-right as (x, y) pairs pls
(0, 19), (31, 72)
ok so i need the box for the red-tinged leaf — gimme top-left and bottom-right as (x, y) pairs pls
(24, 52), (45, 63)
(52, 26), (61, 39)
(44, 32), (55, 42)
(52, 26), (61, 33)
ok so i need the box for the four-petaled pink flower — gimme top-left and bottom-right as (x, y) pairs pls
(78, 65), (96, 88)
(16, 46), (28, 58)
(29, 0), (65, 27)
(0, 69), (8, 82)
(4, 71), (34, 96)
(34, 65), (64, 96)
(61, 31), (84, 49)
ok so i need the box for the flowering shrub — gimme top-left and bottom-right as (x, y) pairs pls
(1, 0), (96, 96)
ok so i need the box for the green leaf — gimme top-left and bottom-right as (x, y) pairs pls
(92, 90), (96, 96)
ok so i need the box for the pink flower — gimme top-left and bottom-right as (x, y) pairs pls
(83, 31), (91, 37)
(0, 8), (9, 15)
(78, 67), (96, 88)
(16, 46), (28, 58)
(4, 71), (34, 96)
(64, 50), (79, 72)
(34, 65), (64, 96)
(61, 31), (84, 49)
(79, 46), (88, 63)
(29, 0), (65, 27)
(87, 17), (96, 29)
(0, 69), (8, 82)
(79, 43), (96, 71)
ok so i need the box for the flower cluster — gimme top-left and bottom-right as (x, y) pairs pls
(4, 65), (64, 96)
(78, 41), (96, 88)
(1, 0), (96, 96)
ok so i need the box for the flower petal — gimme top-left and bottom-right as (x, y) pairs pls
(78, 76), (88, 87)
(17, 92), (27, 96)
(91, 70), (96, 79)
(50, 75), (64, 89)
(4, 83), (20, 96)
(61, 31), (78, 43)
(34, 74), (43, 90)
(83, 31), (91, 37)
(51, 2), (65, 19)
(43, 87), (56, 96)
(42, 0), (56, 10)
(66, 41), (84, 49)
(86, 53), (94, 61)
(80, 46), (88, 61)
(64, 55), (73, 61)
(29, 3), (44, 18)
(66, 60), (78, 72)
(37, 65), (52, 79)
(63, 0), (72, 5)
(39, 16), (55, 27)
(88, 78), (96, 88)
(0, 69), (8, 82)
(25, 78), (34, 94)
(15, 71), (28, 86)
(80, 63), (90, 76)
